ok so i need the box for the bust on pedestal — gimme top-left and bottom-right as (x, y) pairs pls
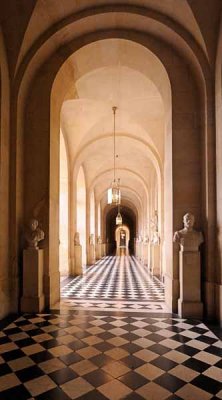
(21, 219), (45, 313)
(74, 232), (83, 275)
(173, 213), (204, 318)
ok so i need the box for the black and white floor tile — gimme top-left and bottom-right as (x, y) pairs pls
(0, 311), (221, 399)
(60, 256), (166, 312)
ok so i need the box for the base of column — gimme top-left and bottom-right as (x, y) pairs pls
(96, 244), (102, 260)
(43, 270), (60, 309)
(21, 294), (45, 313)
(88, 244), (95, 265)
(74, 245), (83, 275)
(178, 299), (203, 319)
(151, 245), (160, 277)
(102, 244), (106, 257)
(164, 274), (179, 313)
(205, 281), (216, 320)
(215, 283), (222, 326)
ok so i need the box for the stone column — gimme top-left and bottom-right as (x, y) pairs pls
(174, 213), (204, 319)
(21, 249), (45, 312)
(74, 232), (83, 275)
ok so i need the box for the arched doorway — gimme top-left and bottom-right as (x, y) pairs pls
(105, 205), (137, 255)
(19, 21), (211, 315)
(115, 225), (130, 255)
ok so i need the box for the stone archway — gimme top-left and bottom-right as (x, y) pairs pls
(115, 225), (130, 256)
(15, 15), (213, 315)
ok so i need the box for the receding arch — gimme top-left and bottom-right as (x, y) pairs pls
(17, 17), (214, 318)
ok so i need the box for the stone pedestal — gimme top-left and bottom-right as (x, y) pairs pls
(151, 244), (160, 276)
(178, 249), (203, 318)
(74, 245), (83, 275)
(142, 243), (149, 265)
(135, 242), (138, 257)
(102, 243), (106, 257)
(173, 213), (204, 319)
(96, 243), (102, 259)
(136, 242), (142, 259)
(21, 249), (45, 313)
(88, 244), (95, 265)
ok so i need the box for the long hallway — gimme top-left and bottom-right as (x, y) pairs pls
(60, 256), (166, 312)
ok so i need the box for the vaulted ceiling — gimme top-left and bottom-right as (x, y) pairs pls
(59, 39), (169, 209)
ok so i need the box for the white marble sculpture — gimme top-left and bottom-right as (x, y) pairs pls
(74, 232), (80, 246)
(25, 218), (44, 249)
(151, 211), (160, 245)
(173, 213), (204, 250)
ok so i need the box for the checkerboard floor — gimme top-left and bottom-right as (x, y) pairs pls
(60, 256), (165, 312)
(0, 311), (221, 399)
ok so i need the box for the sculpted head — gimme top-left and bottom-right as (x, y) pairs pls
(183, 213), (195, 230)
(29, 218), (38, 231)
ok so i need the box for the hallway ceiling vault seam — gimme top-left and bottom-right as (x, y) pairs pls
(71, 134), (163, 183)
(89, 168), (150, 199)
(63, 123), (163, 169)
(98, 184), (144, 209)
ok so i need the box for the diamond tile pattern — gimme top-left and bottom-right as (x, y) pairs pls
(60, 256), (166, 312)
(0, 312), (221, 399)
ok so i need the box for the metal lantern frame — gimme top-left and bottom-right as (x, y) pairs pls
(107, 106), (121, 205)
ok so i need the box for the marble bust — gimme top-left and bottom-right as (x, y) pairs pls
(74, 232), (80, 245)
(89, 234), (94, 245)
(151, 210), (160, 245)
(173, 213), (204, 251)
(152, 231), (160, 245)
(25, 218), (44, 249)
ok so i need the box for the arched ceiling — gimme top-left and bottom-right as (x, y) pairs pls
(59, 38), (168, 212)
(16, 0), (208, 72)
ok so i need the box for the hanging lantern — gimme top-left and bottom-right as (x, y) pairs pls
(116, 212), (122, 225)
(107, 106), (121, 204)
(108, 179), (121, 205)
(116, 203), (122, 225)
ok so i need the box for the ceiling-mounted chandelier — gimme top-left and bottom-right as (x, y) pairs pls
(107, 106), (121, 205)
